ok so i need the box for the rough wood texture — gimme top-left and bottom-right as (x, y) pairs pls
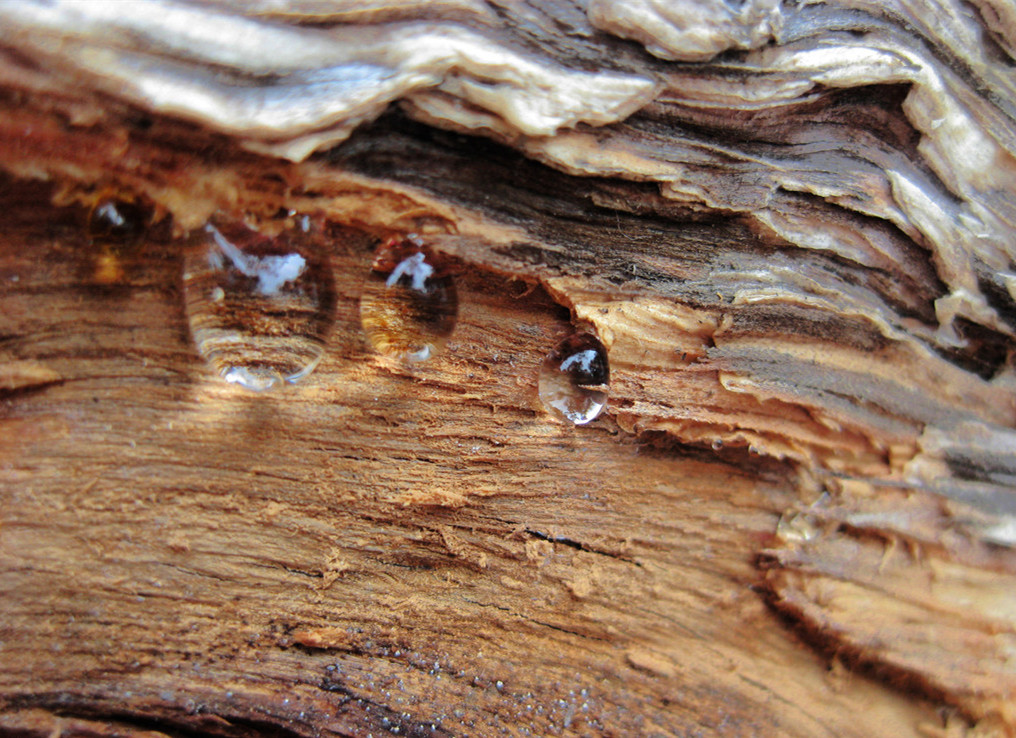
(2, 1), (1016, 735)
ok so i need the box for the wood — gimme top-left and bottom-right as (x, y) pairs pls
(1, 1), (1016, 735)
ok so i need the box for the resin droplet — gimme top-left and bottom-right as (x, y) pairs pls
(360, 235), (458, 362)
(183, 218), (334, 391)
(539, 333), (609, 425)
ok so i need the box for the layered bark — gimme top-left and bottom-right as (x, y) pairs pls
(1, 1), (1015, 735)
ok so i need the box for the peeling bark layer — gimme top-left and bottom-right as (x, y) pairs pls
(1, 0), (1016, 735)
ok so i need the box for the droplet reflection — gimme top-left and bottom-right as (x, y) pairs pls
(183, 217), (334, 391)
(539, 333), (609, 425)
(360, 235), (458, 362)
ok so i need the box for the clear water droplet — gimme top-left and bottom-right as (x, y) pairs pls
(775, 512), (820, 543)
(360, 235), (458, 362)
(183, 217), (334, 391)
(539, 333), (609, 425)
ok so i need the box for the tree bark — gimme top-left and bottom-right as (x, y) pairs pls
(2, 1), (1016, 736)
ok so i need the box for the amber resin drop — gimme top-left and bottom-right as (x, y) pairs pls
(183, 218), (335, 391)
(539, 333), (609, 424)
(359, 235), (458, 362)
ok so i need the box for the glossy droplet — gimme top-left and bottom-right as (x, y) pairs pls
(539, 333), (609, 425)
(775, 512), (820, 543)
(85, 195), (151, 285)
(360, 235), (458, 362)
(183, 218), (334, 391)
(87, 197), (149, 245)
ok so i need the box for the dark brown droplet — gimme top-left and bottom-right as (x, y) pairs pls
(84, 195), (152, 285)
(87, 197), (149, 246)
(360, 235), (458, 362)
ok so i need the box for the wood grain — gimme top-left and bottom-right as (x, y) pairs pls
(2, 0), (1016, 734)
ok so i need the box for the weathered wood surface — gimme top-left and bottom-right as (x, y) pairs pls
(2, 0), (1016, 735)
